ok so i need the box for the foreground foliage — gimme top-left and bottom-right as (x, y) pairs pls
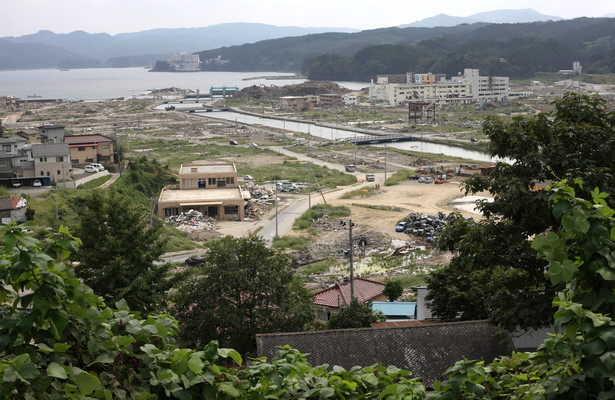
(0, 226), (426, 399)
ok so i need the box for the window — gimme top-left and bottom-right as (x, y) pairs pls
(182, 178), (196, 187)
(224, 205), (238, 215)
(208, 177), (216, 186)
(56, 156), (64, 162)
(225, 177), (234, 185)
(46, 172), (50, 176)
(2, 145), (11, 152)
(0, 161), (5, 168)
(164, 208), (179, 217)
(39, 157), (47, 162)
(102, 144), (109, 149)
(57, 170), (61, 175)
(78, 147), (85, 151)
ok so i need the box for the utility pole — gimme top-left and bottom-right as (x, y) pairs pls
(114, 125), (122, 177)
(354, 135), (357, 166)
(384, 144), (388, 182)
(149, 197), (154, 227)
(349, 219), (354, 300)
(308, 161), (311, 209)
(275, 181), (279, 240)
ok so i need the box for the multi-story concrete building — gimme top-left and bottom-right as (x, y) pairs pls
(156, 163), (248, 221)
(279, 96), (318, 111)
(319, 93), (343, 108)
(167, 53), (201, 71)
(370, 69), (509, 106)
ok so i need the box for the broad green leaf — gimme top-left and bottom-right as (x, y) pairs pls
(117, 335), (136, 347)
(47, 362), (68, 379)
(53, 343), (71, 353)
(188, 354), (204, 374)
(549, 260), (576, 284)
(319, 387), (335, 398)
(218, 348), (243, 366)
(75, 371), (101, 395)
(219, 382), (242, 398)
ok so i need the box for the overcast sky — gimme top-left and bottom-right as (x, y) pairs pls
(1, 0), (613, 37)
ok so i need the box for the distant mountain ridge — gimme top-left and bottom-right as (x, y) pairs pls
(403, 8), (562, 28)
(0, 23), (358, 70)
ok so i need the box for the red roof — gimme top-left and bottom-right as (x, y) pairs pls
(314, 277), (385, 308)
(64, 134), (113, 145)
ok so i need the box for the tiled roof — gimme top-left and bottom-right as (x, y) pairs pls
(64, 134), (113, 144)
(313, 277), (385, 308)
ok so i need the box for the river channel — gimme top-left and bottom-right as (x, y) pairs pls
(196, 110), (505, 163)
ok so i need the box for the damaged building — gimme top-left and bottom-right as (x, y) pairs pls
(156, 162), (249, 221)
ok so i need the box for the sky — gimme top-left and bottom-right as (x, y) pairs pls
(1, 0), (614, 37)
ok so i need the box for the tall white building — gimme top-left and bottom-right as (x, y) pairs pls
(369, 69), (509, 105)
(167, 53), (201, 71)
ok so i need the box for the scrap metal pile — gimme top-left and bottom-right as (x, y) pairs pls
(402, 212), (448, 240)
(166, 209), (218, 231)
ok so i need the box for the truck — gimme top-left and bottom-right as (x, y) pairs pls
(365, 173), (375, 182)
(345, 164), (356, 172)
(292, 139), (307, 146)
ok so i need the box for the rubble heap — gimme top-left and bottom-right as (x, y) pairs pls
(403, 212), (448, 239)
(244, 199), (268, 220)
(166, 209), (218, 231)
(233, 81), (349, 100)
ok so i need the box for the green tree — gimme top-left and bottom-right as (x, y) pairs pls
(73, 190), (169, 313)
(326, 298), (386, 329)
(427, 93), (615, 332)
(173, 236), (315, 355)
(383, 280), (404, 302)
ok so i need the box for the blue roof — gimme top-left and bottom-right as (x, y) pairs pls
(372, 302), (416, 318)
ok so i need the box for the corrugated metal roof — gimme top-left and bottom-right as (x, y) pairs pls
(372, 301), (416, 318)
(313, 277), (384, 308)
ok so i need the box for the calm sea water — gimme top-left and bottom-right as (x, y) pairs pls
(0, 68), (368, 101)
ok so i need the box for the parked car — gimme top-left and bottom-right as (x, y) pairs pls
(11, 181), (21, 188)
(250, 143), (259, 148)
(395, 221), (407, 232)
(345, 164), (356, 172)
(84, 165), (98, 173)
(229, 140), (239, 145)
(418, 176), (426, 183)
(165, 105), (175, 111)
(90, 163), (105, 172)
(424, 177), (434, 184)
(365, 173), (375, 182)
(244, 175), (254, 181)
(32, 179), (42, 187)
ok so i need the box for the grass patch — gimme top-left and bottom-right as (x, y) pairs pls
(341, 186), (378, 199)
(302, 258), (337, 276)
(77, 175), (112, 189)
(241, 160), (357, 189)
(352, 203), (404, 212)
(272, 235), (312, 250)
(293, 204), (351, 230)
(159, 224), (203, 252)
(384, 169), (415, 186)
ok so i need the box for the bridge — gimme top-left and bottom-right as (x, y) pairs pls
(340, 134), (418, 145)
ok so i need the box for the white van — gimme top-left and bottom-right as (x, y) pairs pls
(85, 165), (98, 173)
(89, 163), (104, 171)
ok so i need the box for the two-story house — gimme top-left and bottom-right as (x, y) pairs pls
(31, 143), (71, 182)
(64, 134), (115, 166)
(0, 137), (30, 178)
(156, 162), (248, 221)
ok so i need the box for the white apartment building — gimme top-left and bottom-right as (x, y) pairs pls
(369, 69), (509, 105)
(167, 53), (201, 71)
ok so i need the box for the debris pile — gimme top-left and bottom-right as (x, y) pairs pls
(244, 199), (268, 220)
(234, 81), (348, 100)
(166, 209), (218, 231)
(402, 212), (448, 240)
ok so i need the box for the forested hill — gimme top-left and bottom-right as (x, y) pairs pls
(196, 17), (615, 80)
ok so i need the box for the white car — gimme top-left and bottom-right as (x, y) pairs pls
(250, 143), (259, 148)
(90, 163), (105, 172)
(32, 179), (42, 187)
(84, 165), (98, 173)
(244, 175), (254, 181)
